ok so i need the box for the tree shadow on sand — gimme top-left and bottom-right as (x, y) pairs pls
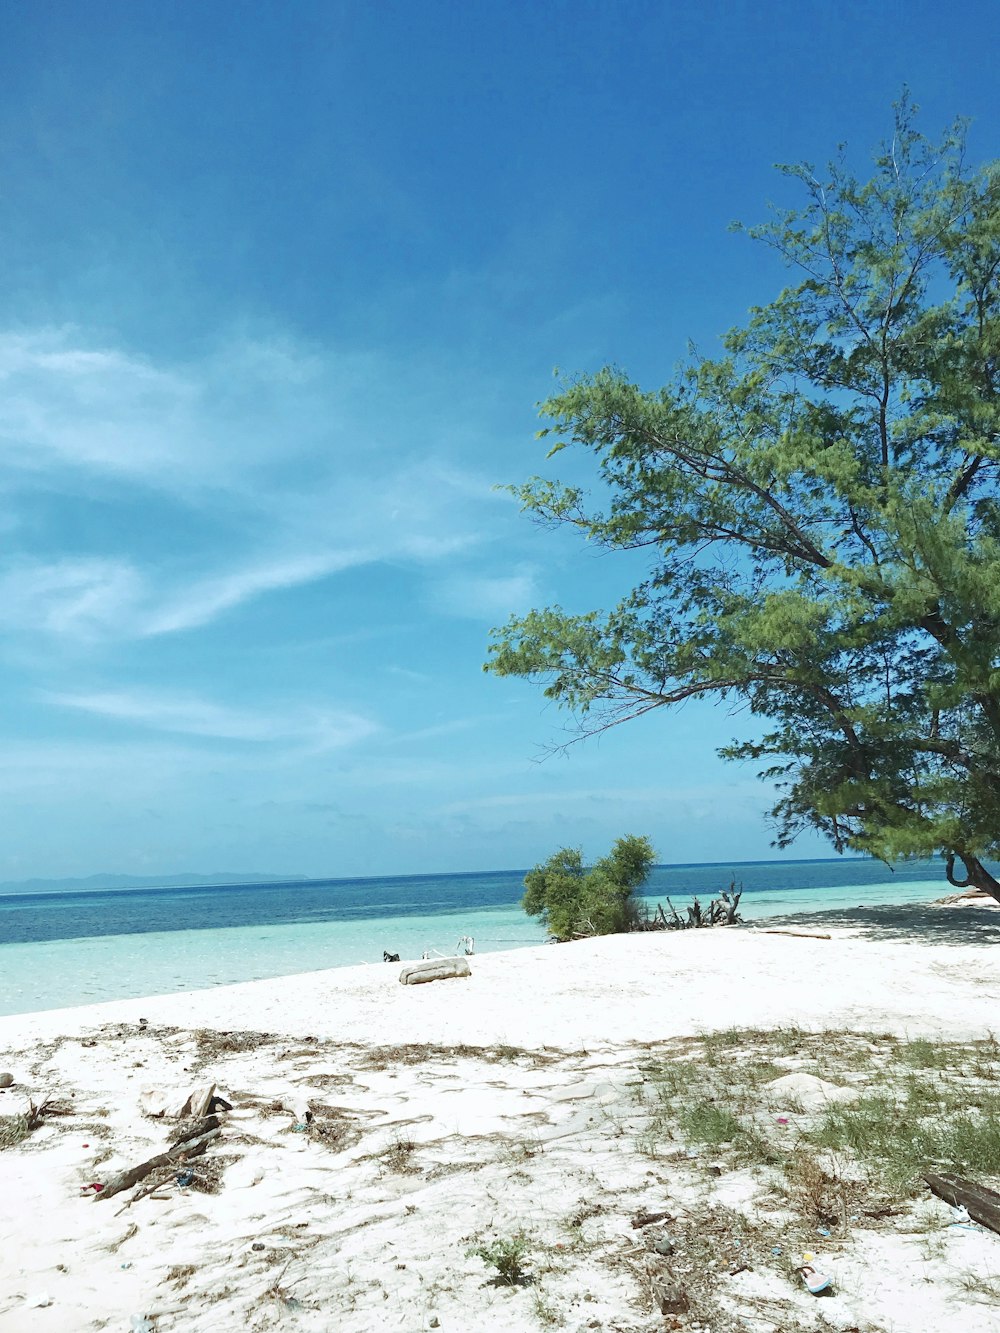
(746, 902), (1000, 946)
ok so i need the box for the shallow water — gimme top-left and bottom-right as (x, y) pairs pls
(0, 859), (961, 1016)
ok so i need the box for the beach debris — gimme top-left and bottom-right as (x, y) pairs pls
(660, 884), (742, 930)
(29, 1292), (53, 1308)
(2, 1096), (73, 1149)
(383, 950), (401, 962)
(649, 1274), (687, 1315)
(933, 886), (998, 906)
(399, 956), (472, 985)
(631, 1209), (673, 1229)
(155, 1083), (232, 1120)
(281, 1096), (313, 1124)
(652, 1234), (675, 1256)
(763, 929), (833, 940)
(129, 1317), (154, 1333)
(138, 1088), (170, 1118)
(0, 1072), (14, 1088)
(799, 1255), (832, 1295)
(177, 1083), (217, 1119)
(925, 1172), (1000, 1237)
(95, 1124), (221, 1200)
(176, 1170), (194, 1187)
(170, 1112), (224, 1145)
(252, 1242), (266, 1252)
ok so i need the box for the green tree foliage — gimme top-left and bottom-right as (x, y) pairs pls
(486, 99), (1000, 901)
(522, 834), (656, 939)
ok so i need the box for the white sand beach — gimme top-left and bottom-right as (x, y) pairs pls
(2, 918), (1000, 1333)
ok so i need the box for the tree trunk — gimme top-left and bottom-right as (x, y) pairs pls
(945, 852), (1000, 905)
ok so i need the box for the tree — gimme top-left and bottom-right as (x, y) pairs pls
(522, 834), (656, 940)
(486, 99), (1000, 902)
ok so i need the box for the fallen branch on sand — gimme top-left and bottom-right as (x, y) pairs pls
(762, 930), (832, 941)
(96, 1125), (222, 1201)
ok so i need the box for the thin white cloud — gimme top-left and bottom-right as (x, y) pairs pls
(0, 326), (504, 509)
(441, 781), (764, 815)
(0, 541), (467, 644)
(44, 687), (377, 749)
(0, 558), (143, 639)
(140, 551), (364, 636)
(0, 324), (511, 644)
(426, 566), (540, 621)
(0, 330), (196, 481)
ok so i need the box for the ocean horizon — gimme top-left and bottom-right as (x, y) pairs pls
(0, 856), (975, 1017)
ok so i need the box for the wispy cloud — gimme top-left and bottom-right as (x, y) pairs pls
(440, 780), (765, 816)
(140, 552), (365, 636)
(0, 558), (143, 639)
(0, 322), (509, 643)
(426, 565), (540, 621)
(43, 687), (377, 749)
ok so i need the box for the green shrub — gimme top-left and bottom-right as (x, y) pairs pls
(522, 834), (655, 940)
(467, 1232), (530, 1285)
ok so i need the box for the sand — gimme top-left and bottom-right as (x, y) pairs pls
(1, 918), (999, 1332)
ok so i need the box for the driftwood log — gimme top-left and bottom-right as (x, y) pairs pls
(399, 957), (471, 985)
(96, 1126), (221, 1200)
(763, 929), (833, 940)
(925, 1172), (1000, 1236)
(168, 1113), (222, 1146)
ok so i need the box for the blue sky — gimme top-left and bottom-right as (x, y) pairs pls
(0, 1), (996, 881)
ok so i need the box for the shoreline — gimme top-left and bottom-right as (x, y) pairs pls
(0, 877), (967, 1021)
(3, 908), (998, 1047)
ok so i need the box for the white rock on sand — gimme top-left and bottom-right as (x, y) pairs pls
(0, 921), (999, 1333)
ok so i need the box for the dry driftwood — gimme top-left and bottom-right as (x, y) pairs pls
(762, 929), (833, 940)
(925, 1172), (1000, 1236)
(96, 1127), (221, 1200)
(631, 1208), (672, 1229)
(177, 1084), (216, 1119)
(399, 957), (471, 985)
(661, 885), (743, 930)
(168, 1113), (222, 1146)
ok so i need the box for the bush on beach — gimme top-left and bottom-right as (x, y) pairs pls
(522, 834), (656, 941)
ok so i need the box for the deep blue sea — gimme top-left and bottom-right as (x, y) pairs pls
(0, 858), (970, 1016)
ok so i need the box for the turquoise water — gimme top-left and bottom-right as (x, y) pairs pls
(0, 860), (959, 1016)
